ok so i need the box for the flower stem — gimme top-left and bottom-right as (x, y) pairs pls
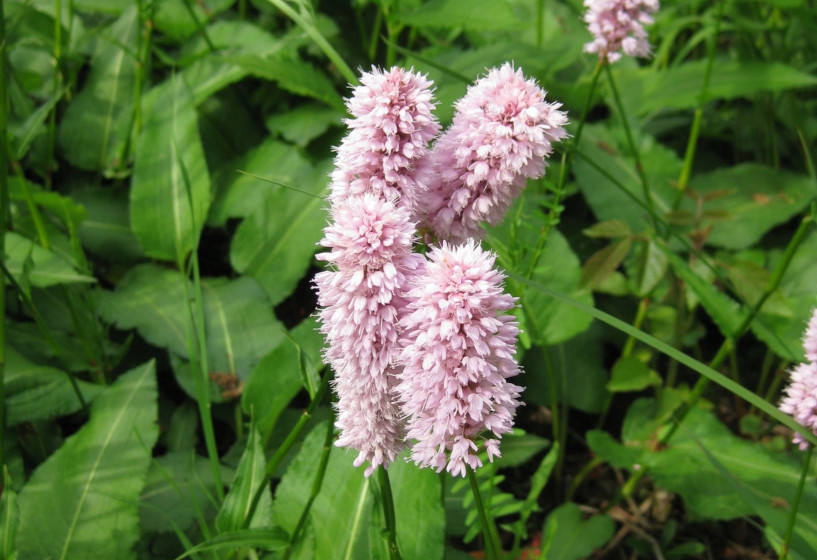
(467, 467), (503, 560)
(780, 445), (813, 560)
(378, 468), (403, 560)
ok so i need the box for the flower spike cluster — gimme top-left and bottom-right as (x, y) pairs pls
(779, 308), (817, 450)
(316, 64), (564, 477)
(583, 0), (659, 63)
(418, 63), (567, 243)
(397, 241), (523, 476)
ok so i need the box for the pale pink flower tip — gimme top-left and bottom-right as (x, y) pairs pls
(397, 240), (523, 476)
(804, 308), (817, 363)
(419, 63), (567, 243)
(330, 66), (441, 211)
(583, 0), (659, 63)
(780, 362), (817, 450)
(315, 194), (424, 475)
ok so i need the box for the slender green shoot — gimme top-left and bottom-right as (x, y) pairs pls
(378, 468), (403, 560)
(467, 468), (503, 560)
(604, 64), (656, 232)
(780, 446), (813, 560)
(45, 0), (63, 189)
(0, 0), (8, 472)
(266, 0), (358, 85)
(181, 0), (215, 52)
(284, 418), (335, 560)
(674, 0), (725, 202)
(245, 369), (331, 527)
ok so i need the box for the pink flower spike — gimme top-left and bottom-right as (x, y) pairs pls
(397, 240), (523, 476)
(330, 66), (441, 211)
(779, 362), (817, 450)
(804, 308), (817, 363)
(314, 194), (424, 475)
(583, 0), (659, 63)
(418, 63), (567, 243)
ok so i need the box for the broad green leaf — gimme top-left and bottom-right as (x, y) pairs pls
(140, 452), (232, 534)
(540, 502), (615, 560)
(0, 468), (19, 560)
(399, 0), (524, 31)
(100, 265), (285, 392)
(272, 421), (372, 560)
(72, 186), (144, 262)
(629, 238), (668, 297)
(11, 87), (64, 160)
(230, 160), (331, 305)
(683, 164), (814, 250)
(582, 220), (632, 239)
(265, 104), (344, 147)
(4, 347), (102, 425)
(216, 426), (272, 532)
(209, 139), (317, 226)
(580, 238), (632, 291)
(3, 232), (95, 287)
(17, 361), (158, 560)
(153, 0), (234, 41)
(57, 6), (138, 172)
(174, 529), (288, 559)
(131, 77), (211, 262)
(388, 460), (444, 560)
(494, 431), (550, 469)
(574, 124), (680, 233)
(164, 401), (199, 453)
(606, 355), (661, 392)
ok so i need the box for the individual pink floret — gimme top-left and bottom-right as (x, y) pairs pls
(780, 362), (817, 450)
(330, 66), (441, 212)
(397, 240), (523, 476)
(804, 308), (817, 363)
(315, 194), (424, 475)
(583, 0), (659, 63)
(418, 63), (567, 243)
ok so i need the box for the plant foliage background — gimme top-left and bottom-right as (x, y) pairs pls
(1, 0), (817, 558)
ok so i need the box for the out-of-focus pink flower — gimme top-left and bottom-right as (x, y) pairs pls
(330, 67), (440, 212)
(418, 63), (567, 243)
(396, 240), (523, 476)
(780, 362), (817, 450)
(804, 308), (817, 363)
(583, 0), (659, 63)
(315, 194), (424, 475)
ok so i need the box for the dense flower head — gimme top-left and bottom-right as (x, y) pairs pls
(418, 63), (567, 243)
(330, 66), (441, 211)
(804, 308), (817, 363)
(779, 362), (817, 450)
(315, 194), (424, 475)
(396, 240), (523, 476)
(583, 0), (659, 63)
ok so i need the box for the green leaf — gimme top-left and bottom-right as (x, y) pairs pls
(630, 238), (668, 297)
(580, 238), (632, 291)
(606, 355), (661, 392)
(683, 164), (814, 250)
(11, 87), (65, 160)
(57, 6), (138, 171)
(216, 426), (272, 532)
(399, 0), (524, 31)
(230, 160), (330, 305)
(139, 451), (231, 534)
(4, 347), (102, 425)
(265, 103), (344, 147)
(583, 219), (632, 239)
(272, 421), (372, 560)
(72, 186), (144, 263)
(540, 502), (615, 560)
(388, 461), (444, 560)
(173, 529), (289, 559)
(153, 0), (234, 41)
(494, 431), (550, 469)
(130, 77), (211, 262)
(3, 232), (96, 287)
(0, 468), (19, 560)
(16, 361), (158, 560)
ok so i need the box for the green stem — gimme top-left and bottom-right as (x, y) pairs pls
(378, 468), (403, 560)
(780, 446), (813, 560)
(536, 0), (545, 47)
(524, 58), (604, 281)
(604, 64), (657, 232)
(181, 0), (215, 52)
(267, 0), (358, 85)
(0, 0), (8, 473)
(283, 416), (335, 560)
(466, 468), (503, 560)
(674, 0), (724, 203)
(46, 0), (62, 189)
(245, 369), (331, 527)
